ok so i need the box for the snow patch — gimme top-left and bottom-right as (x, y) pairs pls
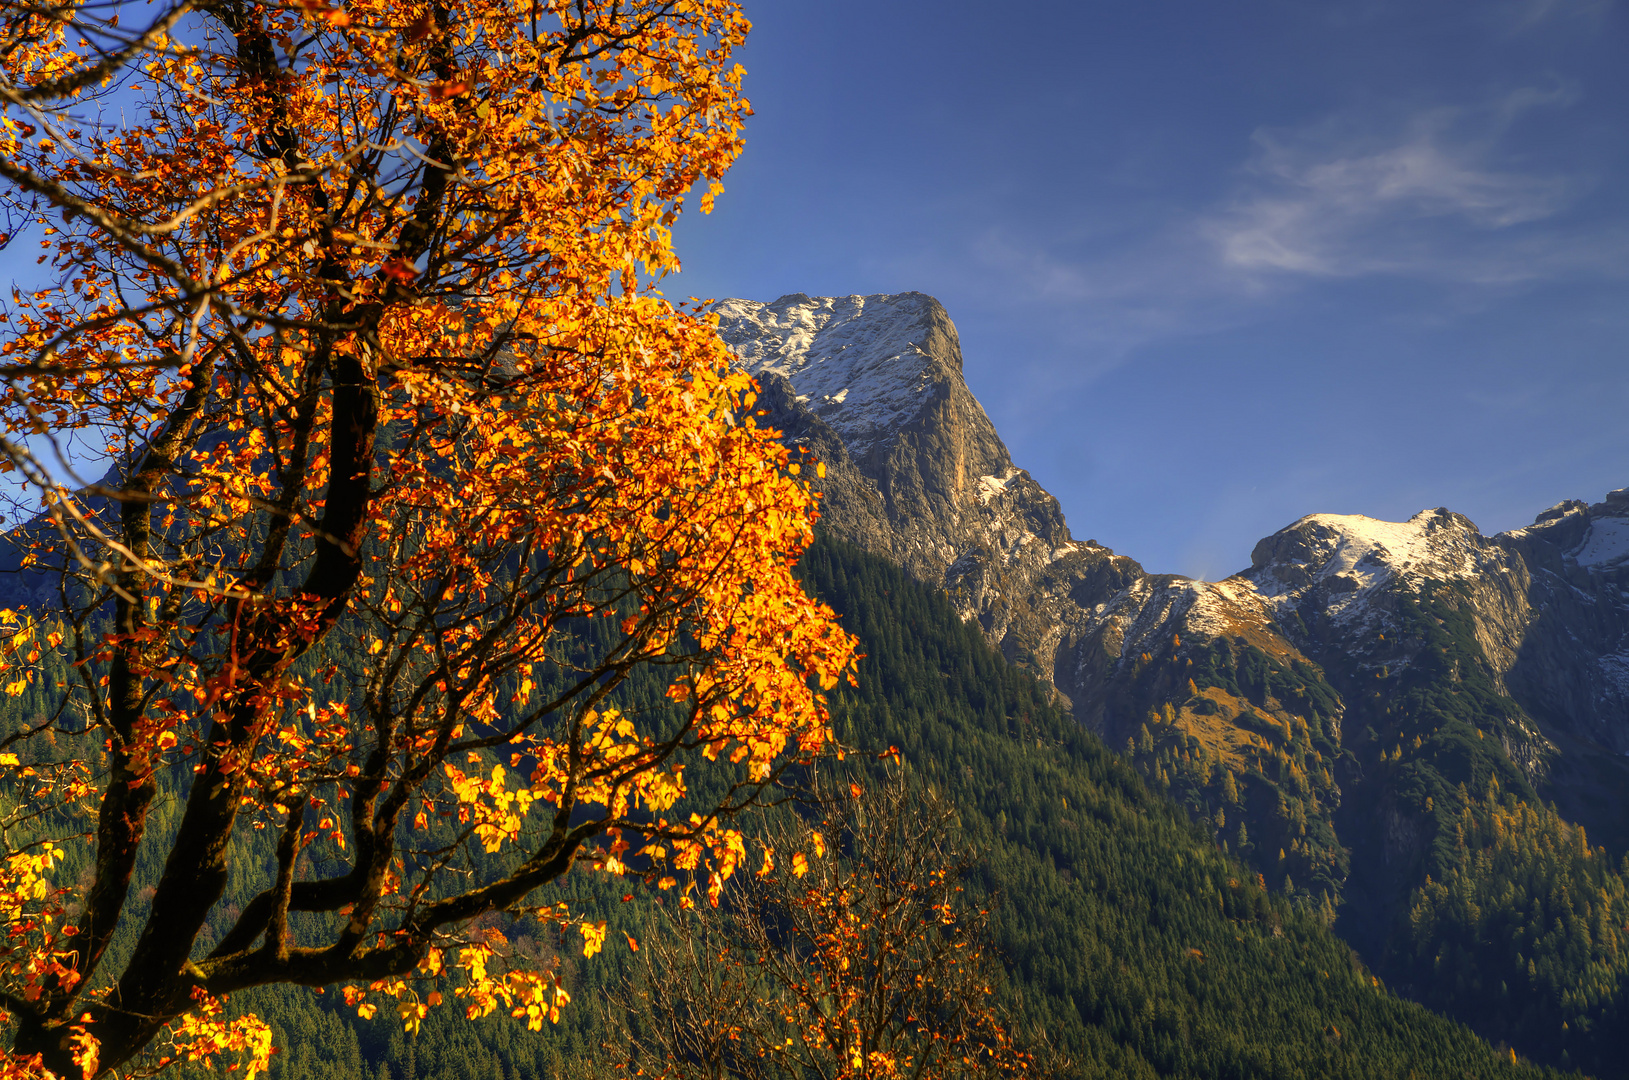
(1302, 511), (1482, 582)
(1113, 580), (1200, 661)
(1255, 511), (1488, 606)
(1572, 517), (1629, 569)
(977, 471), (1017, 504)
(1246, 509), (1499, 635)
(1184, 579), (1269, 638)
(713, 293), (947, 458)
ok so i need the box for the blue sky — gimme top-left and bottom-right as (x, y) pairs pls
(667, 0), (1629, 578)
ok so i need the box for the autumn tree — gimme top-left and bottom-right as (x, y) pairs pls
(605, 772), (1044, 1080)
(0, 0), (858, 1075)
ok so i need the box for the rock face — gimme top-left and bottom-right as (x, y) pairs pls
(716, 293), (1143, 681)
(717, 291), (1012, 575)
(1500, 494), (1629, 751)
(716, 290), (1629, 918)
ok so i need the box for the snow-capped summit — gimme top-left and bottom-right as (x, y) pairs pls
(713, 292), (957, 459)
(712, 291), (1071, 587)
(1245, 508), (1501, 626)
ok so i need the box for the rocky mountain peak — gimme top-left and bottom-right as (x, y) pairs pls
(1567, 490), (1629, 571)
(1244, 508), (1507, 636)
(713, 292), (971, 461)
(713, 293), (1091, 630)
(1532, 499), (1588, 526)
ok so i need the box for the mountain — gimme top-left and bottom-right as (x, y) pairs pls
(714, 293), (1143, 684)
(799, 534), (1560, 1080)
(1248, 499), (1629, 762)
(716, 291), (1629, 1075)
(716, 294), (1628, 770)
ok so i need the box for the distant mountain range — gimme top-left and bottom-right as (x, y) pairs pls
(717, 291), (1629, 1071)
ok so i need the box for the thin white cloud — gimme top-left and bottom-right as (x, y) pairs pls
(1206, 99), (1594, 280)
(866, 84), (1625, 422)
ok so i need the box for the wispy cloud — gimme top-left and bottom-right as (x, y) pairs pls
(868, 81), (1625, 425)
(1203, 89), (1619, 283)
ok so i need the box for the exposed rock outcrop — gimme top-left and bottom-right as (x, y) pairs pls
(717, 292), (1141, 689)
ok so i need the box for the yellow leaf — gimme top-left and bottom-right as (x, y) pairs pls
(581, 920), (607, 958)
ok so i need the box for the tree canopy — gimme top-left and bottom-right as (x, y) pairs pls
(0, 0), (856, 1074)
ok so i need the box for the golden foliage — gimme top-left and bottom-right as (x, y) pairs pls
(0, 0), (855, 1073)
(607, 773), (1046, 1080)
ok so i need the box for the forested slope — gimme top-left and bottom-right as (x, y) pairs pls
(1, 538), (1572, 1079)
(799, 536), (1561, 1080)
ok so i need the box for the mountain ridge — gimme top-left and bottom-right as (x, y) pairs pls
(716, 291), (1628, 772)
(716, 290), (1629, 1072)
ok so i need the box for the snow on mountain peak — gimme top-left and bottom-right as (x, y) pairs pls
(1305, 509), (1484, 579)
(1184, 578), (1276, 639)
(1243, 508), (1495, 631)
(976, 469), (1021, 504)
(711, 293), (953, 458)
